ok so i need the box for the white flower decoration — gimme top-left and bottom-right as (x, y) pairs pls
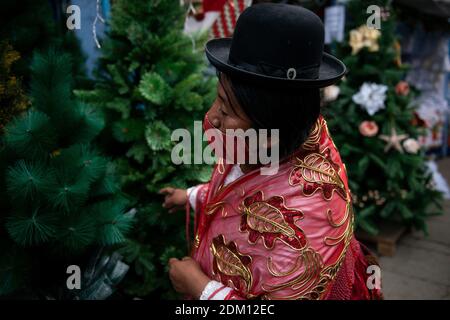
(352, 82), (388, 116)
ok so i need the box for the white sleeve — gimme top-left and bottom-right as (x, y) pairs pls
(199, 280), (233, 300)
(186, 185), (202, 211)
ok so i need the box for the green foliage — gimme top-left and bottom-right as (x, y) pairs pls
(324, 0), (443, 235)
(0, 42), (29, 132)
(0, 0), (90, 88)
(139, 72), (173, 105)
(0, 50), (133, 297)
(75, 0), (215, 298)
(145, 120), (172, 151)
(5, 111), (57, 158)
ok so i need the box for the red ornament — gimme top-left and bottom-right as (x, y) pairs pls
(395, 81), (410, 96)
(359, 121), (379, 137)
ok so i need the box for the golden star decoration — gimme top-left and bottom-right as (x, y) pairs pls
(379, 127), (409, 153)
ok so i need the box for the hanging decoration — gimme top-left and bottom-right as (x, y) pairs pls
(93, 0), (105, 49)
(359, 121), (379, 137)
(352, 82), (388, 116)
(349, 25), (381, 55)
(379, 127), (409, 153)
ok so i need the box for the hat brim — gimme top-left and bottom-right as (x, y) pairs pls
(205, 38), (346, 88)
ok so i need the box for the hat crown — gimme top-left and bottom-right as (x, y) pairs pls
(229, 3), (325, 79)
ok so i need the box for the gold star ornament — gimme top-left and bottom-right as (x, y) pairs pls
(379, 127), (409, 153)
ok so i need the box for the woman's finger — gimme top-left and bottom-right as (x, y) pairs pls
(159, 187), (174, 195)
(168, 257), (179, 265)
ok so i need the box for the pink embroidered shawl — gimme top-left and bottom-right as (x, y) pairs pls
(189, 115), (382, 300)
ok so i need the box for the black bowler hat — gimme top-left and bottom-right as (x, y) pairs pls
(205, 3), (346, 88)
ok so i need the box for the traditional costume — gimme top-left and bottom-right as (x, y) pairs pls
(187, 116), (382, 300)
(186, 3), (383, 300)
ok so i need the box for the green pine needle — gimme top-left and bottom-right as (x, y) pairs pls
(30, 49), (72, 116)
(145, 120), (171, 151)
(6, 160), (52, 201)
(53, 144), (107, 183)
(89, 167), (119, 197)
(112, 119), (145, 143)
(46, 170), (90, 212)
(56, 212), (96, 252)
(138, 72), (172, 105)
(126, 143), (149, 164)
(6, 208), (57, 246)
(71, 103), (105, 143)
(91, 199), (134, 246)
(4, 110), (57, 159)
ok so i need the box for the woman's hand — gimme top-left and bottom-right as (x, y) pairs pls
(168, 257), (211, 299)
(158, 187), (188, 213)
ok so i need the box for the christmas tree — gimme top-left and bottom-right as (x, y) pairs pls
(0, 0), (90, 88)
(0, 49), (133, 298)
(323, 0), (442, 235)
(75, 0), (215, 298)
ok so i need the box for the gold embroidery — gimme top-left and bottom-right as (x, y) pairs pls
(262, 248), (323, 299)
(238, 191), (307, 251)
(262, 229), (353, 300)
(326, 201), (350, 228)
(325, 202), (354, 247)
(212, 245), (250, 281)
(210, 234), (253, 295)
(298, 153), (344, 189)
(205, 201), (226, 217)
(302, 217), (353, 300)
(243, 204), (296, 238)
(261, 198), (354, 300)
(267, 255), (303, 277)
(204, 115), (355, 300)
(323, 119), (339, 150)
(301, 117), (323, 151)
(194, 233), (200, 248)
(289, 152), (348, 201)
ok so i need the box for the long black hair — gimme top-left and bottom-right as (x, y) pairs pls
(219, 72), (321, 158)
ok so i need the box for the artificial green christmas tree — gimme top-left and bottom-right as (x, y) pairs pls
(323, 0), (442, 235)
(0, 0), (90, 88)
(0, 49), (133, 298)
(75, 0), (215, 298)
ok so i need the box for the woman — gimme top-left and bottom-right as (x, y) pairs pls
(160, 3), (383, 300)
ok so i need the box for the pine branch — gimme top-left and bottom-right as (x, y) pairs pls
(4, 110), (57, 159)
(30, 49), (72, 117)
(6, 208), (57, 246)
(138, 72), (172, 105)
(6, 160), (53, 201)
(91, 199), (134, 246)
(52, 144), (107, 183)
(45, 168), (90, 213)
(56, 211), (96, 252)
